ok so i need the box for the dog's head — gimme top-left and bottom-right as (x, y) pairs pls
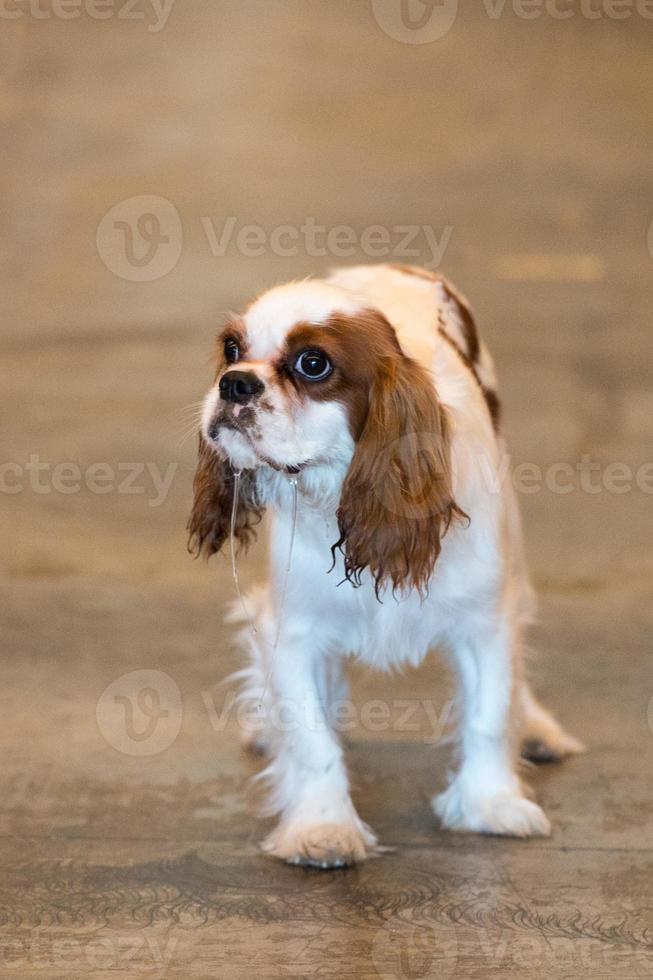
(188, 280), (464, 595)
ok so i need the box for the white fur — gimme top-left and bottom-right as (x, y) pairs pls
(245, 280), (363, 360)
(201, 265), (582, 866)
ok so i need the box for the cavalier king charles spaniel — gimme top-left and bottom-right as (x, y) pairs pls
(189, 263), (583, 867)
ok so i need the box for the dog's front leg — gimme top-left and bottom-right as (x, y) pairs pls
(259, 634), (376, 867)
(434, 607), (551, 838)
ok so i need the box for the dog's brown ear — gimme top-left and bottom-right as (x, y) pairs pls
(335, 352), (466, 597)
(188, 436), (262, 558)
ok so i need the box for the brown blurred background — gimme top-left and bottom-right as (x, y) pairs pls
(2, 2), (653, 977)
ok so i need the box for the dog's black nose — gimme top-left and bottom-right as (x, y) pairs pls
(219, 370), (264, 405)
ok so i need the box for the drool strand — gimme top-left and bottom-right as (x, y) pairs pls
(229, 470), (299, 651)
(229, 470), (258, 637)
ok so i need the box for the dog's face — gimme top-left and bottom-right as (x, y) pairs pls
(190, 281), (464, 595)
(201, 283), (369, 475)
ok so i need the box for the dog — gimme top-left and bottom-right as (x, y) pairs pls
(189, 263), (583, 867)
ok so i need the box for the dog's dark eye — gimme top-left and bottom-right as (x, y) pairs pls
(294, 350), (332, 381)
(224, 339), (240, 364)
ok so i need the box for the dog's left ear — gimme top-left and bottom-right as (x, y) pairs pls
(335, 347), (466, 597)
(188, 436), (262, 558)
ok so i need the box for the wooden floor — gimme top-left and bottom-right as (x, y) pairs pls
(2, 3), (653, 977)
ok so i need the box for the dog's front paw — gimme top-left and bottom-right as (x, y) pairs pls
(433, 780), (551, 838)
(261, 818), (378, 868)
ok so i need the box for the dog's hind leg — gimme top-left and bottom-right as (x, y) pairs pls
(519, 682), (585, 763)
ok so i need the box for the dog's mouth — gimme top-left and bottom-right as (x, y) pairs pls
(257, 453), (310, 476)
(216, 406), (256, 432)
(207, 414), (310, 476)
